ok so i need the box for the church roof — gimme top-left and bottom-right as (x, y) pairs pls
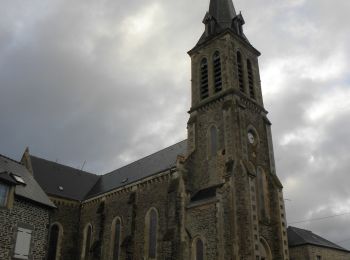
(30, 155), (99, 201)
(29, 140), (187, 201)
(86, 140), (187, 198)
(287, 226), (350, 252)
(0, 154), (55, 208)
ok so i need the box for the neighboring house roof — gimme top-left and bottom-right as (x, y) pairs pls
(287, 226), (350, 252)
(0, 155), (55, 208)
(86, 140), (187, 199)
(30, 156), (100, 201)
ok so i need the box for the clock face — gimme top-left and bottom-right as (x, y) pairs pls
(248, 132), (255, 144)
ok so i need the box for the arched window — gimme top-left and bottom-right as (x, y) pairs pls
(83, 225), (92, 260)
(247, 60), (255, 99)
(237, 52), (244, 93)
(210, 126), (218, 157)
(195, 238), (204, 260)
(48, 224), (60, 260)
(145, 209), (158, 258)
(213, 51), (222, 93)
(112, 218), (122, 260)
(200, 58), (209, 99)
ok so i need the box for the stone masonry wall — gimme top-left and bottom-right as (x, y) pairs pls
(79, 172), (181, 260)
(0, 198), (50, 260)
(289, 245), (350, 260)
(50, 197), (81, 260)
(186, 202), (218, 260)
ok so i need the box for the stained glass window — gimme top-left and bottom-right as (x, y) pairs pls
(113, 219), (121, 260)
(48, 224), (60, 260)
(148, 209), (157, 258)
(196, 238), (204, 260)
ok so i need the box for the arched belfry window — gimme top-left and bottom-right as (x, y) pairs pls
(237, 52), (244, 93)
(200, 58), (209, 99)
(213, 51), (222, 93)
(195, 238), (204, 260)
(247, 60), (255, 99)
(83, 224), (92, 260)
(209, 125), (218, 157)
(145, 208), (158, 258)
(48, 224), (61, 260)
(111, 218), (122, 260)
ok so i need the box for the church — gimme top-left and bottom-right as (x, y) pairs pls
(2, 0), (292, 259)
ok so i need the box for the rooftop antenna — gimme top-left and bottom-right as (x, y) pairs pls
(81, 160), (87, 171)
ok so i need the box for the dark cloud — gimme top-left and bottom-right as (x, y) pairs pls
(1, 0), (349, 249)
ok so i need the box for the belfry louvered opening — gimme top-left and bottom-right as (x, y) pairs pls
(247, 60), (255, 99)
(200, 58), (209, 99)
(237, 52), (244, 93)
(213, 51), (222, 93)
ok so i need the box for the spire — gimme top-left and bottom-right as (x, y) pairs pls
(193, 0), (247, 47)
(208, 0), (236, 29)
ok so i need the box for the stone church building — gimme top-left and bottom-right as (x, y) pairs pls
(9, 0), (293, 259)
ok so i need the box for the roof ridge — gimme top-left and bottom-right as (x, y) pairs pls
(104, 139), (187, 176)
(0, 153), (23, 165)
(30, 155), (97, 176)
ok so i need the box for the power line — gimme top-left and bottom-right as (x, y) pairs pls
(289, 212), (350, 225)
(336, 238), (350, 244)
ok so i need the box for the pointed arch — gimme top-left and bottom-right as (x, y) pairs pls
(259, 237), (272, 260)
(200, 58), (209, 99)
(191, 236), (205, 260)
(247, 59), (255, 99)
(81, 224), (93, 260)
(213, 51), (222, 93)
(110, 217), (122, 260)
(144, 208), (158, 259)
(237, 51), (244, 93)
(47, 222), (63, 260)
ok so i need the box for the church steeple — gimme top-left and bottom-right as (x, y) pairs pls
(185, 1), (289, 259)
(208, 0), (236, 29)
(198, 0), (246, 46)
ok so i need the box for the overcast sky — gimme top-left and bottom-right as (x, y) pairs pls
(1, 0), (350, 249)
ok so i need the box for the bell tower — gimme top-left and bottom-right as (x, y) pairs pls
(184, 0), (289, 259)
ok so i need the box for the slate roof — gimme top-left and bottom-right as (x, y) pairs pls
(209, 0), (236, 29)
(287, 226), (350, 252)
(0, 155), (55, 208)
(192, 0), (255, 53)
(30, 156), (100, 201)
(86, 140), (187, 199)
(30, 140), (187, 201)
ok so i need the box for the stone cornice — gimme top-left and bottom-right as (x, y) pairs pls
(189, 88), (267, 114)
